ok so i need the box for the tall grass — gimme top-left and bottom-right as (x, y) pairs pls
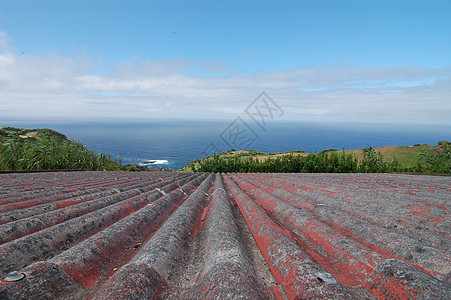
(0, 136), (123, 171)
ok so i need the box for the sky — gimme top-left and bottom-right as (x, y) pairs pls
(0, 0), (450, 124)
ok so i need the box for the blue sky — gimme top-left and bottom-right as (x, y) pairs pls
(0, 0), (450, 124)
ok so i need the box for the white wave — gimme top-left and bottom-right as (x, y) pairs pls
(139, 159), (169, 166)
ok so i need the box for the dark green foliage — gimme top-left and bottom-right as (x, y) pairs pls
(416, 143), (451, 174)
(36, 128), (68, 141)
(193, 150), (361, 173)
(360, 146), (392, 173)
(319, 149), (338, 154)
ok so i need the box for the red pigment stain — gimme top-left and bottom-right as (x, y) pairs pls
(427, 217), (443, 223)
(319, 189), (336, 197)
(363, 274), (415, 299)
(200, 201), (213, 221)
(298, 225), (372, 286)
(407, 189), (416, 195)
(401, 204), (430, 214)
(361, 251), (377, 267)
(390, 237), (405, 244)
(95, 241), (108, 257)
(61, 262), (101, 288)
(327, 221), (434, 276)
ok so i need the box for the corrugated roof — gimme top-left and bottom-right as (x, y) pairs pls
(0, 171), (450, 299)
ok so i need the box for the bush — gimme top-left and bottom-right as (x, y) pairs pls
(193, 146), (427, 174)
(416, 145), (451, 174)
(0, 135), (124, 171)
(193, 150), (360, 173)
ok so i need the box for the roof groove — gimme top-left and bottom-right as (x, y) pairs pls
(0, 172), (187, 203)
(237, 173), (451, 282)
(229, 174), (384, 288)
(0, 174), (191, 226)
(50, 173), (208, 292)
(0, 172), (449, 299)
(0, 174), (200, 278)
(0, 174), (124, 203)
(0, 174), (187, 244)
(223, 173), (357, 299)
(163, 173), (278, 299)
(93, 173), (215, 299)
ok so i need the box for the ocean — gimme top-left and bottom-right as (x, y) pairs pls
(3, 120), (450, 170)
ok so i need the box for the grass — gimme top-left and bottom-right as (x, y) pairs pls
(0, 127), (150, 172)
(344, 144), (431, 168)
(180, 142), (450, 174)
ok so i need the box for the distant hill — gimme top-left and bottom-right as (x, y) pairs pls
(0, 127), (68, 143)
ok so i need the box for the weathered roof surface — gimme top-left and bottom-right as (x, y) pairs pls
(0, 171), (450, 299)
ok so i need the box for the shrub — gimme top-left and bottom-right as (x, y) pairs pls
(416, 145), (451, 174)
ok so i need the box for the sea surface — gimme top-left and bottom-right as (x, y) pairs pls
(3, 120), (450, 170)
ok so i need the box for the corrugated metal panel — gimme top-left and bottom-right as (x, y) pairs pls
(0, 171), (450, 299)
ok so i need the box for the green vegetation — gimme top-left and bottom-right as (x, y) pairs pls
(0, 127), (146, 172)
(193, 150), (359, 173)
(193, 149), (361, 173)
(189, 142), (451, 174)
(3, 126), (449, 174)
(358, 146), (400, 173)
(416, 141), (451, 174)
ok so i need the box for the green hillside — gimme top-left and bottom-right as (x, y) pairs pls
(0, 127), (145, 172)
(0, 127), (68, 142)
(181, 142), (451, 174)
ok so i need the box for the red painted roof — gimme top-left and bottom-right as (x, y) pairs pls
(0, 171), (450, 299)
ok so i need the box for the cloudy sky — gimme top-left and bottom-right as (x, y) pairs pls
(0, 0), (450, 124)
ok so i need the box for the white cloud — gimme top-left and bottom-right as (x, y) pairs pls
(0, 31), (12, 51)
(0, 38), (450, 124)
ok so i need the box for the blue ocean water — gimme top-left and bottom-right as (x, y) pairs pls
(3, 120), (450, 170)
